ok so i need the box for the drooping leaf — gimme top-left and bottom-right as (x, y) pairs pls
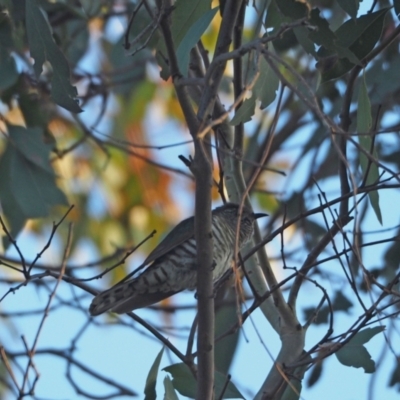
(171, 0), (212, 47)
(395, 0), (400, 20)
(163, 376), (179, 400)
(388, 360), (400, 388)
(333, 291), (353, 312)
(156, 0), (213, 79)
(336, 345), (375, 372)
(25, 0), (81, 112)
(275, 0), (310, 20)
(265, 0), (291, 30)
(214, 290), (240, 375)
(309, 9), (361, 66)
(230, 95), (256, 126)
(176, 7), (218, 76)
(8, 125), (55, 173)
(163, 363), (244, 399)
(254, 56), (279, 109)
(293, 26), (317, 56)
(337, 0), (359, 20)
(0, 46), (18, 90)
(335, 9), (389, 53)
(308, 9), (337, 51)
(357, 73), (382, 224)
(384, 232), (400, 279)
(351, 326), (386, 345)
(0, 124), (68, 246)
(307, 362), (323, 387)
(319, 8), (389, 82)
(336, 326), (385, 373)
(0, 11), (14, 48)
(144, 347), (164, 400)
(163, 363), (196, 398)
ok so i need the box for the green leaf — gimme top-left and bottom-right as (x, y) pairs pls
(307, 362), (323, 387)
(333, 291), (353, 312)
(163, 376), (179, 400)
(0, 46), (18, 90)
(0, 124), (68, 245)
(303, 305), (329, 325)
(309, 10), (360, 65)
(230, 95), (256, 126)
(156, 0), (212, 79)
(336, 326), (385, 373)
(336, 9), (389, 58)
(163, 363), (244, 399)
(254, 57), (279, 109)
(275, 0), (310, 20)
(293, 26), (317, 56)
(0, 149), (28, 243)
(214, 290), (240, 375)
(25, 0), (82, 112)
(384, 235), (400, 272)
(171, 0), (212, 46)
(351, 326), (386, 345)
(176, 7), (218, 76)
(308, 9), (336, 51)
(336, 344), (375, 372)
(0, 11), (14, 48)
(395, 0), (400, 20)
(337, 0), (359, 20)
(357, 73), (372, 133)
(7, 125), (54, 173)
(317, 56), (354, 83)
(163, 363), (196, 398)
(265, 0), (291, 30)
(319, 8), (389, 82)
(389, 360), (400, 388)
(357, 73), (382, 225)
(144, 347), (164, 400)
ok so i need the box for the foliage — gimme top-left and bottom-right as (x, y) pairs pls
(0, 0), (400, 399)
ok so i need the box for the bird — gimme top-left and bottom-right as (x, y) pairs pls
(89, 203), (267, 315)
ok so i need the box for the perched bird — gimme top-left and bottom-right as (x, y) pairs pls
(89, 203), (267, 315)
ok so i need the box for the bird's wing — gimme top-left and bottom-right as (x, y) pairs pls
(143, 215), (195, 265)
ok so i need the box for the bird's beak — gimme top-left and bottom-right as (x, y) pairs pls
(253, 212), (268, 219)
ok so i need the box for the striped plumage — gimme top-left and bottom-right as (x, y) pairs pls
(89, 203), (267, 315)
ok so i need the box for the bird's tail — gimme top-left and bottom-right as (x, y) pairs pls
(89, 279), (178, 315)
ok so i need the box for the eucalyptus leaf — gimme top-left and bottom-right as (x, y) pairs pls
(395, 0), (400, 20)
(337, 0), (359, 20)
(357, 73), (382, 224)
(0, 124), (68, 246)
(144, 347), (164, 400)
(275, 0), (309, 20)
(171, 0), (211, 46)
(230, 95), (256, 125)
(163, 363), (244, 399)
(163, 376), (179, 400)
(0, 46), (18, 90)
(25, 0), (81, 112)
(336, 326), (385, 373)
(176, 7), (218, 76)
(255, 57), (279, 109)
